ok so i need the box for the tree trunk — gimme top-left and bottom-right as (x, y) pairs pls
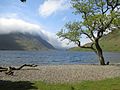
(95, 39), (105, 65)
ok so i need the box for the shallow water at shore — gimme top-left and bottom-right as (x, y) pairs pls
(0, 50), (120, 66)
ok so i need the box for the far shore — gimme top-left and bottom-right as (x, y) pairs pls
(0, 64), (120, 83)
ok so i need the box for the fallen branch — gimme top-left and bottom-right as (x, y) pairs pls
(0, 64), (37, 75)
(11, 64), (37, 70)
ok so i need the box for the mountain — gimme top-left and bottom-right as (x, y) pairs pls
(0, 32), (55, 50)
(99, 30), (120, 52)
(69, 30), (120, 52)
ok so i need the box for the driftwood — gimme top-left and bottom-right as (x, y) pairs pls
(0, 64), (37, 75)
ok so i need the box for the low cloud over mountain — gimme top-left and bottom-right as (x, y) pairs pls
(0, 18), (73, 49)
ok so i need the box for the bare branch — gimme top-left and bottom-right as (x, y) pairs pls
(76, 40), (97, 53)
(106, 0), (120, 11)
(81, 30), (94, 42)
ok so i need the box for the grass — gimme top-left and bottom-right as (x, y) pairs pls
(72, 77), (120, 90)
(33, 77), (120, 90)
(0, 77), (120, 90)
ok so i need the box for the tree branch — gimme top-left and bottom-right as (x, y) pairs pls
(0, 64), (37, 75)
(77, 40), (97, 53)
(106, 0), (120, 11)
(81, 30), (94, 42)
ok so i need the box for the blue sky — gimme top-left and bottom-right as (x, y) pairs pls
(0, 0), (89, 48)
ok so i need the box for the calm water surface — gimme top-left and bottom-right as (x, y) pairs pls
(0, 50), (120, 66)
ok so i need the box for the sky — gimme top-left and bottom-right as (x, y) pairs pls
(0, 0), (90, 48)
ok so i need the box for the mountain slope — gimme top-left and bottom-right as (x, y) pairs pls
(99, 30), (120, 51)
(69, 30), (120, 52)
(0, 33), (54, 50)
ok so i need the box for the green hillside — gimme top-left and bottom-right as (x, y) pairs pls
(0, 33), (54, 51)
(69, 30), (120, 52)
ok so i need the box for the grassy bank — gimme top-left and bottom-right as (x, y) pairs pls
(69, 30), (120, 52)
(0, 77), (120, 90)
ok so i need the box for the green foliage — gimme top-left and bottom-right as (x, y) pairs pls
(57, 22), (81, 43)
(57, 0), (120, 64)
(112, 11), (120, 28)
(57, 0), (120, 46)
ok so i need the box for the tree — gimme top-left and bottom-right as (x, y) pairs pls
(57, 0), (120, 65)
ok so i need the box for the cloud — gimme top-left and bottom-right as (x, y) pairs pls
(0, 13), (18, 18)
(39, 0), (70, 17)
(0, 18), (75, 48)
(0, 18), (42, 35)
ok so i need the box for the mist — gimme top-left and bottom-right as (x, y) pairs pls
(0, 18), (75, 48)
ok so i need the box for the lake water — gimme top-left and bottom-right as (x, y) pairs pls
(0, 50), (120, 66)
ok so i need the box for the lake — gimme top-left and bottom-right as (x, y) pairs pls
(0, 50), (120, 66)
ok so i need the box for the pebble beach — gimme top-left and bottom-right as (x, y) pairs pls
(0, 64), (120, 83)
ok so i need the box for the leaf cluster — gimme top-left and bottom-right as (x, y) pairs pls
(57, 0), (120, 46)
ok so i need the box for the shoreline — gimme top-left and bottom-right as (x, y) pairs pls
(0, 64), (120, 83)
(1, 63), (120, 67)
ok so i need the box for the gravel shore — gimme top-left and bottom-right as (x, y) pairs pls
(0, 65), (120, 83)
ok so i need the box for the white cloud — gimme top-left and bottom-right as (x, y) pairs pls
(39, 0), (70, 17)
(0, 18), (42, 35)
(0, 13), (19, 18)
(0, 18), (75, 48)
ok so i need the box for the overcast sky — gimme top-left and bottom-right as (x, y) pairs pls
(0, 0), (90, 48)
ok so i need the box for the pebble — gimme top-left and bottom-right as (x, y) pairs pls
(0, 65), (120, 83)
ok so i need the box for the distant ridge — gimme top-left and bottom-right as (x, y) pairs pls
(0, 32), (55, 50)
